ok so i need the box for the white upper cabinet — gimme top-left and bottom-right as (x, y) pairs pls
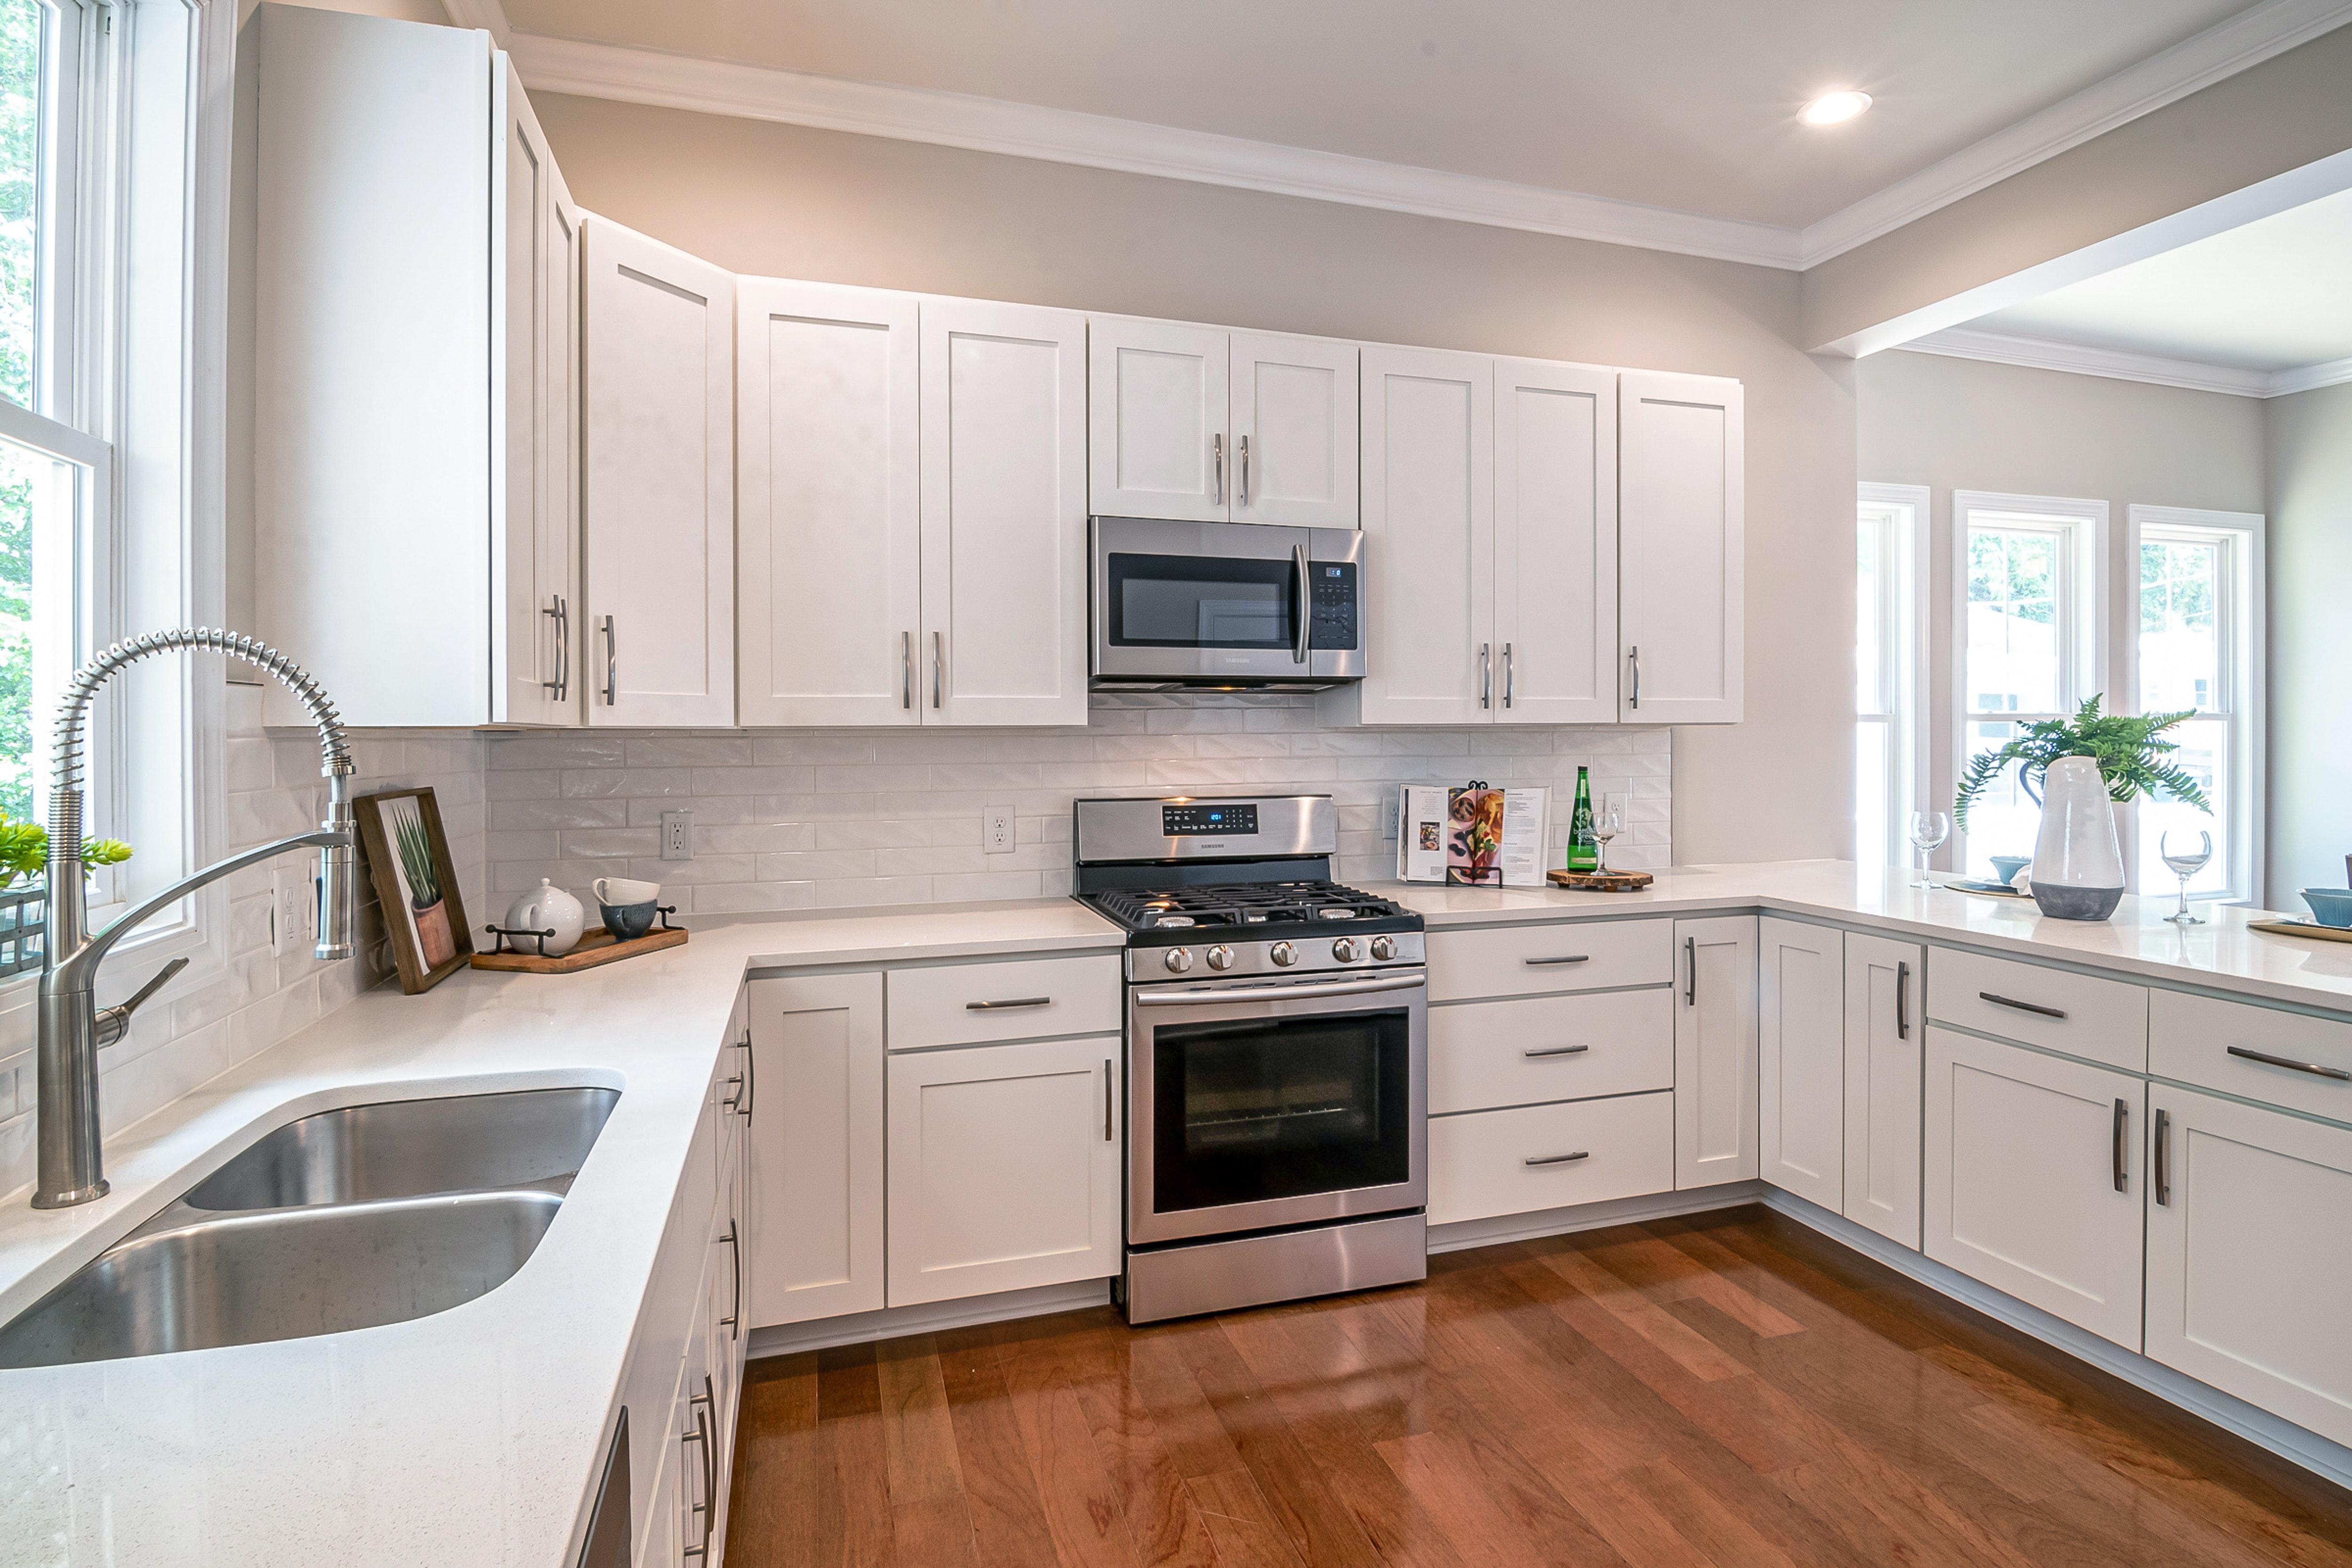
(1494, 358), (1618, 725)
(736, 280), (922, 727)
(1089, 319), (1228, 522)
(1619, 369), (1743, 723)
(922, 298), (1090, 725)
(1229, 332), (1358, 527)
(581, 219), (736, 727)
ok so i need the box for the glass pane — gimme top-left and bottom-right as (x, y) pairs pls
(2139, 537), (2221, 714)
(0, 435), (70, 824)
(1855, 717), (1889, 868)
(0, 0), (42, 409)
(2138, 717), (2228, 898)
(1856, 515), (1883, 714)
(1108, 551), (1298, 649)
(1965, 525), (2061, 715)
(1960, 721), (2042, 881)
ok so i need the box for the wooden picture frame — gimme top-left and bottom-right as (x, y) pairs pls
(352, 786), (473, 994)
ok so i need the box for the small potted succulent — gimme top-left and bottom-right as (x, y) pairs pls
(0, 815), (133, 975)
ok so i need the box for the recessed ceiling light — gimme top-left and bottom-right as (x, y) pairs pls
(1802, 90), (1873, 127)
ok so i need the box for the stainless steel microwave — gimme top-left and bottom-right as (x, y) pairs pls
(1089, 516), (1366, 691)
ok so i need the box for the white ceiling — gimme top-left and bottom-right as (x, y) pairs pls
(1966, 185), (2352, 372)
(499, 0), (2265, 230)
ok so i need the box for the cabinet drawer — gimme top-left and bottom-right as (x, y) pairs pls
(1927, 947), (2147, 1071)
(1428, 1090), (1674, 1225)
(1427, 918), (1673, 1002)
(886, 955), (1121, 1050)
(1430, 990), (1673, 1114)
(2152, 989), (2352, 1122)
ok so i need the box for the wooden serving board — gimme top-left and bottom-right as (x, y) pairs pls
(2249, 918), (2352, 946)
(1547, 868), (1655, 892)
(471, 925), (688, 973)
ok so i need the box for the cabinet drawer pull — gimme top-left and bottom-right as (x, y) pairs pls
(1523, 954), (1591, 967)
(2111, 1098), (2129, 1194)
(1211, 432), (1224, 505)
(739, 1031), (756, 1122)
(932, 629), (944, 709)
(966, 995), (1052, 1011)
(1239, 433), (1250, 507)
(1684, 936), (1696, 1006)
(1980, 991), (2066, 1020)
(1896, 961), (1910, 1040)
(2226, 1045), (2351, 1081)
(2153, 1107), (2171, 1207)
(901, 629), (914, 709)
(1628, 645), (1640, 709)
(1104, 1058), (1115, 1142)
(600, 614), (618, 706)
(720, 1221), (741, 1338)
(1526, 1151), (1591, 1167)
(1524, 1044), (1591, 1059)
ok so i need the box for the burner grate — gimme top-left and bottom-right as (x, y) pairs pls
(1087, 880), (1408, 932)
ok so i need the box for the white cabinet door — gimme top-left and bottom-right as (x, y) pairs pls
(2148, 1084), (2352, 1448)
(886, 1035), (1121, 1306)
(1089, 318), (1228, 522)
(1674, 915), (1758, 1189)
(1757, 917), (1842, 1210)
(1230, 332), (1357, 527)
(581, 219), (737, 725)
(1619, 370), (1742, 724)
(1493, 358), (1617, 725)
(737, 279), (922, 726)
(1356, 345), (1493, 724)
(744, 973), (884, 1327)
(921, 298), (1090, 725)
(1924, 1027), (2143, 1349)
(1843, 931), (1923, 1247)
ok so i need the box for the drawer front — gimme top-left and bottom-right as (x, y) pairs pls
(1430, 990), (1674, 1114)
(2152, 989), (2352, 1122)
(1429, 1090), (1674, 1225)
(1427, 918), (1674, 1002)
(1927, 947), (2147, 1071)
(886, 955), (1122, 1050)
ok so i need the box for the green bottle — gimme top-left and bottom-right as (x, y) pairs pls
(1565, 767), (1599, 872)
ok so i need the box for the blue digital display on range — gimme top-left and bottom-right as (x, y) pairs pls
(1163, 803), (1257, 836)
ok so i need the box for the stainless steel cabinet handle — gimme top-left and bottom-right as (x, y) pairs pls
(1104, 1058), (1114, 1142)
(1628, 645), (1640, 710)
(1479, 643), (1492, 709)
(901, 630), (913, 709)
(2112, 1098), (2129, 1194)
(739, 1031), (755, 1122)
(1526, 1151), (1591, 1167)
(2226, 1045), (2352, 1081)
(2153, 1106), (2171, 1207)
(600, 614), (617, 706)
(1524, 1044), (1591, 1059)
(1211, 433), (1224, 505)
(720, 1221), (741, 1338)
(1502, 643), (1514, 708)
(967, 995), (1053, 1011)
(1524, 955), (1591, 967)
(1134, 972), (1426, 1006)
(1238, 434), (1251, 507)
(1684, 936), (1697, 1006)
(542, 595), (568, 699)
(1980, 991), (2066, 1020)
(1896, 961), (1910, 1040)
(932, 629), (944, 709)
(681, 1398), (715, 1556)
(1291, 542), (1310, 665)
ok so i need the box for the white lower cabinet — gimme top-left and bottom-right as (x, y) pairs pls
(885, 1035), (1123, 1306)
(744, 973), (885, 1327)
(1842, 931), (1923, 1248)
(1756, 918), (1843, 1210)
(1924, 1027), (2144, 1349)
(1674, 915), (1758, 1189)
(1429, 1090), (1674, 1225)
(2147, 1083), (2352, 1447)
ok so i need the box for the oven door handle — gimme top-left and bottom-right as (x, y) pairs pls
(1134, 973), (1427, 1006)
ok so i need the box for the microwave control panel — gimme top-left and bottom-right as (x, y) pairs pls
(1308, 562), (1359, 650)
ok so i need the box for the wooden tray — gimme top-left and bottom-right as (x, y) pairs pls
(1547, 868), (1655, 891)
(471, 925), (688, 973)
(2249, 918), (2352, 946)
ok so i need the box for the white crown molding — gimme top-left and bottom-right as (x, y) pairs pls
(441, 0), (511, 46)
(1799, 0), (2352, 266)
(1900, 326), (2352, 398)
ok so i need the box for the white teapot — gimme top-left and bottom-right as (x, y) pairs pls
(503, 878), (587, 956)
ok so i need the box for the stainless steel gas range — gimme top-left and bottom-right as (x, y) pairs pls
(1071, 794), (1428, 1323)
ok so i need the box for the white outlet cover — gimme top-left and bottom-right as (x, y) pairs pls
(984, 805), (1016, 854)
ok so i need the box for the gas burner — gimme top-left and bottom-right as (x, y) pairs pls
(1080, 878), (1413, 938)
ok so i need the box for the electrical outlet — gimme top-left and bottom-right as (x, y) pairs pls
(983, 805), (1016, 855)
(661, 810), (694, 861)
(271, 868), (314, 956)
(1382, 796), (1401, 843)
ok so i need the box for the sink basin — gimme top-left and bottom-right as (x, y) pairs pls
(0, 1190), (562, 1368)
(184, 1086), (618, 1210)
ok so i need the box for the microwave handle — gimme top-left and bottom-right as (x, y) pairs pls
(1291, 543), (1310, 665)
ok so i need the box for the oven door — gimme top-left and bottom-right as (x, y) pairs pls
(1091, 515), (1364, 685)
(1127, 969), (1426, 1246)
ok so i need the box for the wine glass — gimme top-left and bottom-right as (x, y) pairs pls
(1592, 796), (1625, 874)
(1907, 811), (1952, 889)
(2160, 829), (2213, 925)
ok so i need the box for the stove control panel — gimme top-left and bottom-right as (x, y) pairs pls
(1125, 931), (1424, 982)
(1161, 802), (1256, 837)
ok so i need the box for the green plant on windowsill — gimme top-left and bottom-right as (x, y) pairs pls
(0, 815), (133, 889)
(1953, 695), (2212, 831)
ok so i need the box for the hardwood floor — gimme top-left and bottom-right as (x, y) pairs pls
(722, 1206), (2352, 1567)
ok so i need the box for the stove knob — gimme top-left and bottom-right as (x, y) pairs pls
(1163, 947), (1193, 974)
(1370, 935), (1398, 961)
(1270, 941), (1298, 968)
(1206, 944), (1235, 971)
(1333, 937), (1362, 963)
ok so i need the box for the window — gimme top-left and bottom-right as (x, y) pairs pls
(1855, 484), (1926, 869)
(2129, 507), (2263, 905)
(1953, 493), (2106, 880)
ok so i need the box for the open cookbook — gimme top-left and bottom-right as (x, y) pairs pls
(1396, 783), (1550, 887)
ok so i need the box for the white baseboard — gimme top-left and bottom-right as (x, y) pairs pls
(1428, 1182), (1765, 1254)
(745, 1277), (1112, 1359)
(1760, 1189), (2352, 1494)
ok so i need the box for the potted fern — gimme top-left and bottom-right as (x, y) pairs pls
(0, 815), (134, 978)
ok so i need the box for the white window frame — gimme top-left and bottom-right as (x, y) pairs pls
(2123, 505), (2264, 907)
(1951, 491), (2109, 876)
(1856, 482), (1928, 869)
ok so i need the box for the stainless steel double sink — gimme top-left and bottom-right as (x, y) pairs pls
(0, 1086), (618, 1370)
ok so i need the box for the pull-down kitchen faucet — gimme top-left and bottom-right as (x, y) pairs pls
(30, 629), (358, 1210)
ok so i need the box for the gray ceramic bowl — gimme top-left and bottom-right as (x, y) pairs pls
(2302, 889), (2352, 929)
(601, 900), (660, 941)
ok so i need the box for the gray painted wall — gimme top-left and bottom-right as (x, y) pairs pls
(2266, 380), (2352, 903)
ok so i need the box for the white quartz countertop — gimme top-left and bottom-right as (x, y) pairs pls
(0, 899), (1121, 1568)
(1377, 860), (2352, 1015)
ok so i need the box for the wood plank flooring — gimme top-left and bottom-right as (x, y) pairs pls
(722, 1206), (2352, 1567)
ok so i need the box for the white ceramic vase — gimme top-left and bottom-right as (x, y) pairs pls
(2028, 756), (2126, 920)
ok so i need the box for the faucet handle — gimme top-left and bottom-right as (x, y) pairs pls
(95, 956), (190, 1048)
